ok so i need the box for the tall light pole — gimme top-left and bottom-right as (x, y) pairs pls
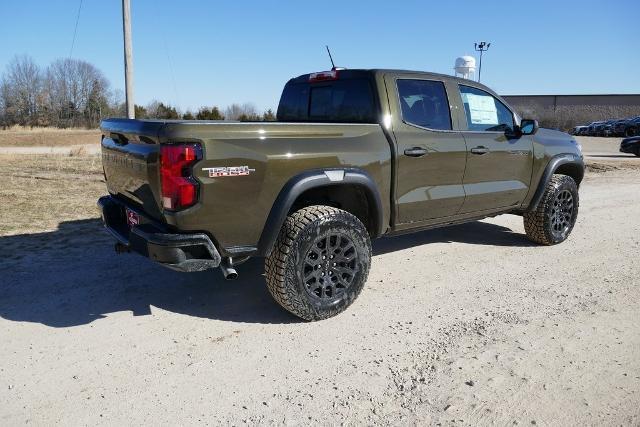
(474, 41), (491, 83)
(122, 0), (135, 119)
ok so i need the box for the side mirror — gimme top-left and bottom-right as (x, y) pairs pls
(520, 119), (539, 136)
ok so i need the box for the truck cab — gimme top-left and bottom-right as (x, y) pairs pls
(379, 71), (534, 226)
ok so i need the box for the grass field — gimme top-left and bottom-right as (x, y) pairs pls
(0, 126), (101, 147)
(0, 153), (106, 236)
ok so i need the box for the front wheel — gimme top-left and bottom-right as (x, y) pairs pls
(524, 174), (579, 245)
(265, 206), (372, 321)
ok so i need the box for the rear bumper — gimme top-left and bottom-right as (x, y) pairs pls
(97, 195), (221, 272)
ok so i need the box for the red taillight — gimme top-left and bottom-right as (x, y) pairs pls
(309, 70), (338, 82)
(160, 144), (201, 210)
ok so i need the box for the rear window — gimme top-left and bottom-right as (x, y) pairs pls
(277, 79), (376, 123)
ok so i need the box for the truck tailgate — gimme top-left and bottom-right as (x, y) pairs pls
(100, 119), (165, 221)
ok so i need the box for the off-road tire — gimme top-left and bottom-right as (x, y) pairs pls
(524, 174), (579, 245)
(265, 205), (372, 321)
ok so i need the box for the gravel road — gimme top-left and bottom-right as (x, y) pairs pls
(1, 166), (639, 425)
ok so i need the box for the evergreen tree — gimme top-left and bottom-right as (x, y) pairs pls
(262, 109), (276, 121)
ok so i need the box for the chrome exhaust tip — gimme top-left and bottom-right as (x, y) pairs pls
(220, 258), (238, 280)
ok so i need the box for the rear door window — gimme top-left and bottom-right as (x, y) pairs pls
(396, 79), (452, 130)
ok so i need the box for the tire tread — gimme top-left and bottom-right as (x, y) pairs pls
(265, 205), (370, 321)
(524, 174), (578, 245)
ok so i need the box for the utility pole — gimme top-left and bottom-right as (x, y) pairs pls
(122, 0), (135, 119)
(474, 41), (491, 83)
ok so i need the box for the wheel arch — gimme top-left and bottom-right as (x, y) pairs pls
(527, 154), (584, 212)
(257, 169), (384, 256)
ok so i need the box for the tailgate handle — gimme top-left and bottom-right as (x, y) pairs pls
(404, 147), (428, 157)
(471, 146), (490, 155)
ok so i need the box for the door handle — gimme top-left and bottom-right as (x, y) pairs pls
(471, 146), (490, 155)
(404, 147), (428, 157)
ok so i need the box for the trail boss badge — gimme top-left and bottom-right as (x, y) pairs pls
(202, 166), (256, 177)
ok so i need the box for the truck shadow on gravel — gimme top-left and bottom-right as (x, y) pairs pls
(373, 220), (535, 255)
(0, 217), (532, 328)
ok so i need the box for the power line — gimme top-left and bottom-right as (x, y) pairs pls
(69, 0), (84, 59)
(161, 32), (181, 110)
(149, 3), (181, 110)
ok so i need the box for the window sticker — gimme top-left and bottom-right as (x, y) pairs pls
(462, 93), (498, 125)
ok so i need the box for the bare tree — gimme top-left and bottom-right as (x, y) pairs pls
(0, 81), (8, 128)
(145, 100), (161, 118)
(45, 58), (110, 127)
(224, 103), (260, 121)
(0, 55), (43, 126)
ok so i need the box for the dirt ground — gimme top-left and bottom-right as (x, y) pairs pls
(0, 137), (639, 425)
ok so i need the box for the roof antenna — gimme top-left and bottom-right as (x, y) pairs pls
(326, 45), (336, 70)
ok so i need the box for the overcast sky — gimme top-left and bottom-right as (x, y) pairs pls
(2, 0), (638, 112)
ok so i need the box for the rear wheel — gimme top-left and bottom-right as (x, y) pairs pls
(524, 175), (579, 245)
(265, 206), (372, 321)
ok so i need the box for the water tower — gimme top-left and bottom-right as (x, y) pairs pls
(454, 56), (476, 80)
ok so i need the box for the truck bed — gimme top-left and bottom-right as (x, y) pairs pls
(100, 118), (392, 256)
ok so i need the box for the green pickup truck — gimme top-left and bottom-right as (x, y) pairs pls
(98, 68), (584, 320)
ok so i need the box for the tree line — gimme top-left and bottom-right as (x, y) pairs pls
(136, 102), (275, 122)
(0, 55), (275, 129)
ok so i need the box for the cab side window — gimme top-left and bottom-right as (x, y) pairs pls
(459, 85), (514, 132)
(397, 79), (452, 130)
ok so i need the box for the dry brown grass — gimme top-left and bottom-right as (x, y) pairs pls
(0, 126), (101, 147)
(69, 145), (88, 157)
(0, 153), (107, 236)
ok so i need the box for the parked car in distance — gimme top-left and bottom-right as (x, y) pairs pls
(602, 120), (621, 137)
(605, 119), (624, 137)
(594, 120), (616, 137)
(570, 125), (588, 136)
(613, 116), (640, 137)
(620, 136), (640, 156)
(578, 126), (590, 136)
(587, 121), (606, 136)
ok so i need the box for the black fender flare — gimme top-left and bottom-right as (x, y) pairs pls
(257, 169), (384, 256)
(527, 154), (584, 211)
